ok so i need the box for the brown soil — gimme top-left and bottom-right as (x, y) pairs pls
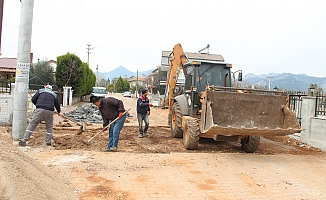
(3, 124), (323, 200)
(2, 124), (324, 199)
(0, 127), (77, 200)
(21, 124), (325, 155)
(1, 94), (324, 199)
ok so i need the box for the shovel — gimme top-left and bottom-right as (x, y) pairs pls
(55, 111), (86, 135)
(82, 108), (130, 145)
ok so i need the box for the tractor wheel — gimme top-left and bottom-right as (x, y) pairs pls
(170, 102), (183, 138)
(183, 118), (200, 150)
(168, 113), (171, 126)
(241, 136), (260, 153)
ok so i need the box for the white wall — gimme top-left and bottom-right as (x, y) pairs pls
(0, 92), (35, 124)
(0, 94), (13, 124)
(300, 96), (326, 151)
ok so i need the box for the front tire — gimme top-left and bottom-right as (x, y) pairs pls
(241, 136), (260, 153)
(170, 102), (183, 138)
(183, 118), (200, 150)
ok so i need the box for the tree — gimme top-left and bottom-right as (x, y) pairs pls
(106, 84), (114, 93)
(29, 60), (55, 90)
(123, 78), (130, 91)
(308, 83), (323, 96)
(131, 84), (141, 94)
(55, 53), (96, 96)
(114, 76), (130, 93)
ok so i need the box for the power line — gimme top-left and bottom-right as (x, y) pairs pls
(69, 0), (89, 44)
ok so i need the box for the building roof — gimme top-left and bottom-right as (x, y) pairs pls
(0, 58), (17, 73)
(0, 57), (17, 68)
(162, 51), (225, 62)
(129, 76), (147, 81)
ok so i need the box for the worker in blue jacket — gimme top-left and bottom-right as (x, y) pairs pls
(19, 85), (61, 146)
(137, 89), (153, 138)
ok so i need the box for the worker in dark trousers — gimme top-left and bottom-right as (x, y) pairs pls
(137, 89), (153, 138)
(19, 85), (61, 146)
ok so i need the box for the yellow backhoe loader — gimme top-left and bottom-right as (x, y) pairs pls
(163, 43), (302, 153)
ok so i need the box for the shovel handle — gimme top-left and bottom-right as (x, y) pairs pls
(86, 108), (131, 143)
(54, 111), (83, 126)
(103, 108), (131, 130)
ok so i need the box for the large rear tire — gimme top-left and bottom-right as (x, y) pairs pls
(170, 102), (183, 138)
(241, 136), (260, 153)
(183, 118), (200, 150)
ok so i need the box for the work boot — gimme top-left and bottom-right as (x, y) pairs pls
(138, 134), (143, 138)
(18, 141), (26, 146)
(46, 143), (51, 146)
(103, 147), (117, 152)
(110, 146), (117, 152)
(143, 132), (148, 137)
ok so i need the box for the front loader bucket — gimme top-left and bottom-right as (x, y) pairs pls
(199, 91), (302, 137)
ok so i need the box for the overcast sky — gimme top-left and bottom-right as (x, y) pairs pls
(2, 0), (326, 77)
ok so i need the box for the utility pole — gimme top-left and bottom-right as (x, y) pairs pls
(231, 70), (242, 87)
(96, 65), (98, 86)
(86, 44), (94, 67)
(0, 0), (4, 55)
(12, 0), (34, 139)
(267, 76), (273, 90)
(136, 70), (138, 98)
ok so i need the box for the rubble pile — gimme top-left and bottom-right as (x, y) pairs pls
(63, 103), (103, 124)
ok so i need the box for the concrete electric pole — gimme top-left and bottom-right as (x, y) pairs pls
(86, 44), (94, 67)
(136, 70), (138, 98)
(96, 65), (98, 86)
(267, 76), (273, 90)
(12, 0), (34, 139)
(0, 0), (4, 55)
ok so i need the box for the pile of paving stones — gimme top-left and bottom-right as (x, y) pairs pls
(63, 103), (103, 124)
(62, 103), (132, 124)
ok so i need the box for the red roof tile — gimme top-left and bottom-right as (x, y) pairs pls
(0, 58), (17, 69)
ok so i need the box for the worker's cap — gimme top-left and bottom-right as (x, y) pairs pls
(45, 85), (52, 90)
(141, 89), (148, 94)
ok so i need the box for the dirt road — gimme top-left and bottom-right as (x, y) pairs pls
(1, 94), (326, 199)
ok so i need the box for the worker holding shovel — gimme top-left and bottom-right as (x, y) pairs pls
(19, 85), (61, 147)
(91, 96), (126, 152)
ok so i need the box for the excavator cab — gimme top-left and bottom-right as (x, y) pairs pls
(183, 62), (232, 116)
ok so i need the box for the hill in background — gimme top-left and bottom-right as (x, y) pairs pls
(95, 66), (326, 92)
(244, 73), (326, 92)
(95, 66), (153, 81)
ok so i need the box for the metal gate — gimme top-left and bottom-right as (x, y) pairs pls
(288, 94), (306, 125)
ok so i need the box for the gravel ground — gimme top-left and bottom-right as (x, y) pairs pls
(1, 94), (325, 199)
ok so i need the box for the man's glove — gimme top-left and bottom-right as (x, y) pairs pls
(148, 103), (153, 107)
(118, 112), (123, 118)
(102, 128), (107, 132)
(147, 111), (150, 115)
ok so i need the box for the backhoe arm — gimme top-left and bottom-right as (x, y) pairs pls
(163, 43), (188, 111)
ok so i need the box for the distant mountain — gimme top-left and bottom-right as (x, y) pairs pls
(95, 66), (154, 81)
(95, 67), (326, 92)
(244, 73), (326, 91)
